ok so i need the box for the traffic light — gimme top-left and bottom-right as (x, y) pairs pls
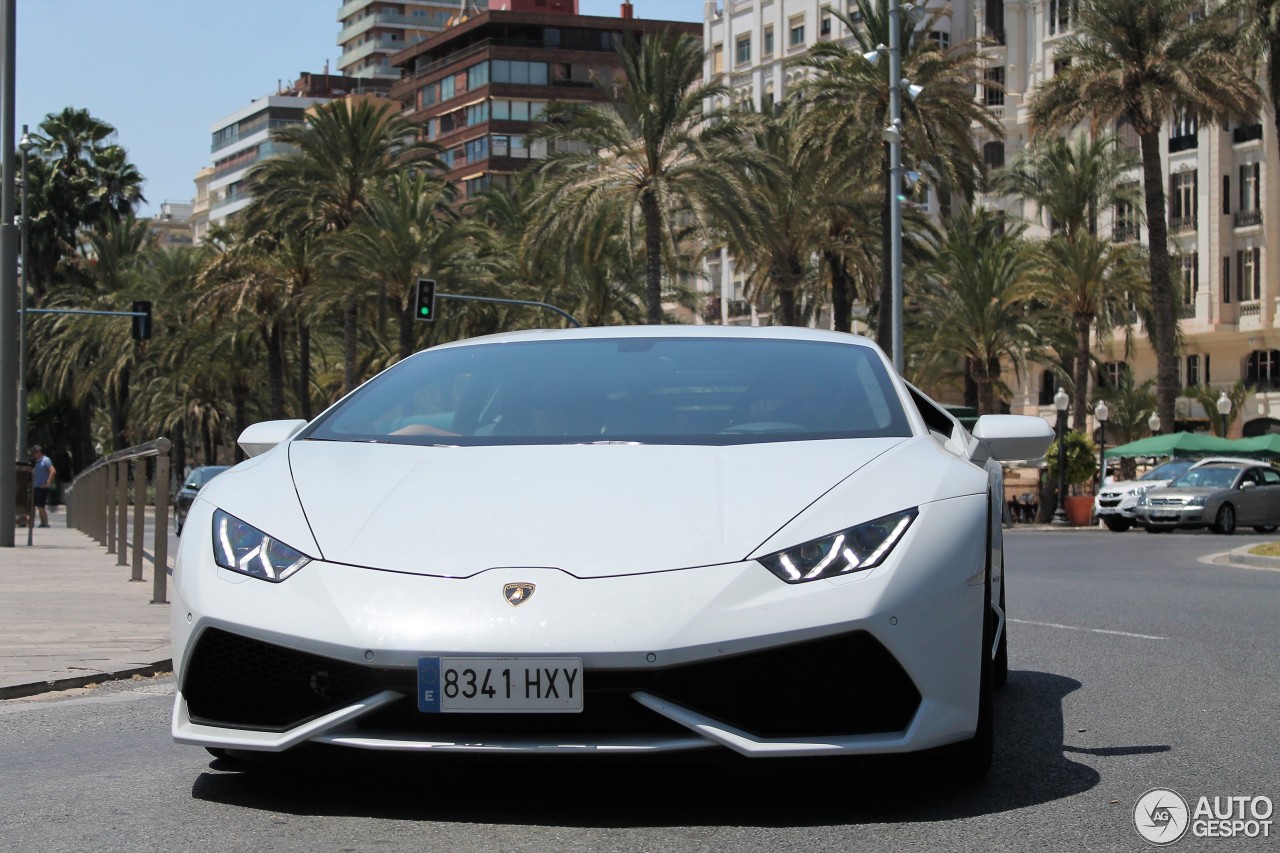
(131, 300), (152, 341)
(415, 278), (437, 322)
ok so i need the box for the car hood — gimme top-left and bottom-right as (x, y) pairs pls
(287, 438), (907, 578)
(1148, 486), (1221, 500)
(1101, 478), (1170, 495)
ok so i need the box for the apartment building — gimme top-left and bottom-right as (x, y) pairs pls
(704, 1), (1280, 437)
(701, 0), (974, 326)
(203, 73), (394, 231)
(338, 1), (490, 80)
(147, 201), (194, 249)
(388, 1), (699, 199)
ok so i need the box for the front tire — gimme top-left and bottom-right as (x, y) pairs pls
(1212, 504), (1236, 535)
(935, 535), (994, 778)
(1102, 517), (1132, 532)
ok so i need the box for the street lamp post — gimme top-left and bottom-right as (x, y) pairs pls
(1216, 391), (1232, 438)
(1095, 399), (1110, 489)
(1053, 386), (1069, 526)
(17, 125), (29, 459)
(1149, 411), (1161, 436)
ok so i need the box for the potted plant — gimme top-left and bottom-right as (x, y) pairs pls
(1046, 430), (1099, 526)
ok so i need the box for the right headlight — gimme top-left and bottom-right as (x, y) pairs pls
(758, 509), (917, 584)
(212, 509), (311, 583)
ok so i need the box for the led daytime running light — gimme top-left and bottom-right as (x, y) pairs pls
(212, 509), (311, 583)
(758, 509), (917, 584)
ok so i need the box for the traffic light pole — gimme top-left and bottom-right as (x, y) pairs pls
(435, 294), (582, 328)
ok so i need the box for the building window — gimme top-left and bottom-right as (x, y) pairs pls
(1240, 162), (1261, 212)
(763, 26), (774, 57)
(1179, 252), (1199, 302)
(789, 16), (805, 47)
(712, 43), (724, 74)
(1114, 188), (1139, 242)
(736, 34), (751, 65)
(983, 141), (1005, 170)
(1048, 0), (1072, 34)
(1186, 355), (1200, 387)
(821, 13), (832, 37)
(1169, 170), (1197, 230)
(1039, 370), (1056, 405)
(1223, 255), (1231, 303)
(1114, 113), (1139, 151)
(1169, 109), (1198, 152)
(983, 66), (1005, 107)
(1099, 361), (1130, 388)
(1238, 248), (1261, 301)
(1247, 349), (1280, 390)
(1223, 175), (1231, 214)
(468, 62), (489, 89)
(929, 30), (950, 50)
(1053, 57), (1072, 77)
(491, 60), (549, 86)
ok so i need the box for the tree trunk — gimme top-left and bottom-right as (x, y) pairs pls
(1138, 129), (1178, 433)
(641, 189), (663, 324)
(1072, 314), (1092, 431)
(265, 322), (286, 420)
(964, 359), (978, 409)
(111, 366), (130, 451)
(777, 279), (797, 326)
(398, 290), (415, 362)
(202, 415), (216, 466)
(173, 421), (186, 482)
(826, 249), (853, 333)
(343, 299), (358, 396)
(298, 319), (313, 420)
(876, 144), (892, 353)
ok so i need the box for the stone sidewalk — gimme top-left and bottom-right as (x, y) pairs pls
(0, 510), (172, 699)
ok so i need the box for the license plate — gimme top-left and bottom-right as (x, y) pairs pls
(418, 657), (583, 713)
(1152, 510), (1178, 519)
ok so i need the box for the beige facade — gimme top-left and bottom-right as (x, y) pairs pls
(337, 1), (486, 80)
(702, 2), (1280, 439)
(147, 201), (194, 249)
(983, 2), (1280, 440)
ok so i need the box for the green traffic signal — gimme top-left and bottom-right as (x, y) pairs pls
(415, 279), (436, 322)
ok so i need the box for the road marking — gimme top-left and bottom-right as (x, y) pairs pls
(1010, 618), (1167, 641)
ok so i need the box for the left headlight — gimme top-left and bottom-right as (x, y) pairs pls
(758, 508), (917, 584)
(212, 509), (311, 583)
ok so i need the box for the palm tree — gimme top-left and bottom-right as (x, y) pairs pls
(797, 0), (1001, 354)
(989, 131), (1142, 240)
(918, 207), (1040, 414)
(531, 32), (764, 324)
(248, 99), (442, 393)
(334, 171), (475, 361)
(1030, 235), (1150, 431)
(1226, 0), (1280, 156)
(1028, 0), (1261, 435)
(729, 107), (825, 326)
(1184, 380), (1256, 437)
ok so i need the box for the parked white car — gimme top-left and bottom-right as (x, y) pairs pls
(1094, 456), (1269, 532)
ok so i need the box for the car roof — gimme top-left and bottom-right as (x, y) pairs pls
(425, 325), (884, 352)
(1191, 456), (1269, 467)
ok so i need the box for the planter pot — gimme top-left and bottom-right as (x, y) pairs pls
(1065, 494), (1094, 527)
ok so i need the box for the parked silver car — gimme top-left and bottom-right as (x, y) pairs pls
(1135, 461), (1280, 534)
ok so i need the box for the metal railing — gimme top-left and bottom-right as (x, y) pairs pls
(1234, 209), (1263, 228)
(65, 437), (172, 605)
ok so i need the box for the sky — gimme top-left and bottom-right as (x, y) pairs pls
(15, 1), (702, 218)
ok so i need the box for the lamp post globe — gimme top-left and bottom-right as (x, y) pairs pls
(1052, 387), (1070, 526)
(1216, 391), (1232, 438)
(1094, 399), (1109, 489)
(1149, 411), (1161, 435)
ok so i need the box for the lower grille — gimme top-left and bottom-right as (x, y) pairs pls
(184, 629), (920, 739)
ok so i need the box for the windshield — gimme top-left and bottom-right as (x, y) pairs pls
(1169, 466), (1243, 490)
(1142, 460), (1193, 481)
(300, 337), (911, 446)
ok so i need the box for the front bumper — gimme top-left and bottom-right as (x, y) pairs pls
(1135, 504), (1205, 528)
(171, 496), (988, 757)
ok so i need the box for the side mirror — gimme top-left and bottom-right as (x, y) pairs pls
(1240, 480), (1256, 490)
(238, 419), (308, 458)
(971, 415), (1056, 464)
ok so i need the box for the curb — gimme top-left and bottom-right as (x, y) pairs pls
(0, 658), (173, 701)
(1221, 544), (1280, 571)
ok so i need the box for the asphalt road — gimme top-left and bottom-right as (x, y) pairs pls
(1, 529), (1277, 852)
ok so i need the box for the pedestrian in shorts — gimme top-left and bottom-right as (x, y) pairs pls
(30, 445), (56, 528)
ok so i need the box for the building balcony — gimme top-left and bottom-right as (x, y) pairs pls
(1168, 215), (1198, 234)
(404, 36), (624, 83)
(1179, 302), (1196, 319)
(1233, 123), (1264, 144)
(1112, 224), (1140, 242)
(338, 12), (431, 45)
(1235, 209), (1263, 228)
(1168, 134), (1198, 153)
(1240, 300), (1262, 318)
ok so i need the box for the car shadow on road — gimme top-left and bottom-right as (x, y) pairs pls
(191, 670), (1113, 826)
